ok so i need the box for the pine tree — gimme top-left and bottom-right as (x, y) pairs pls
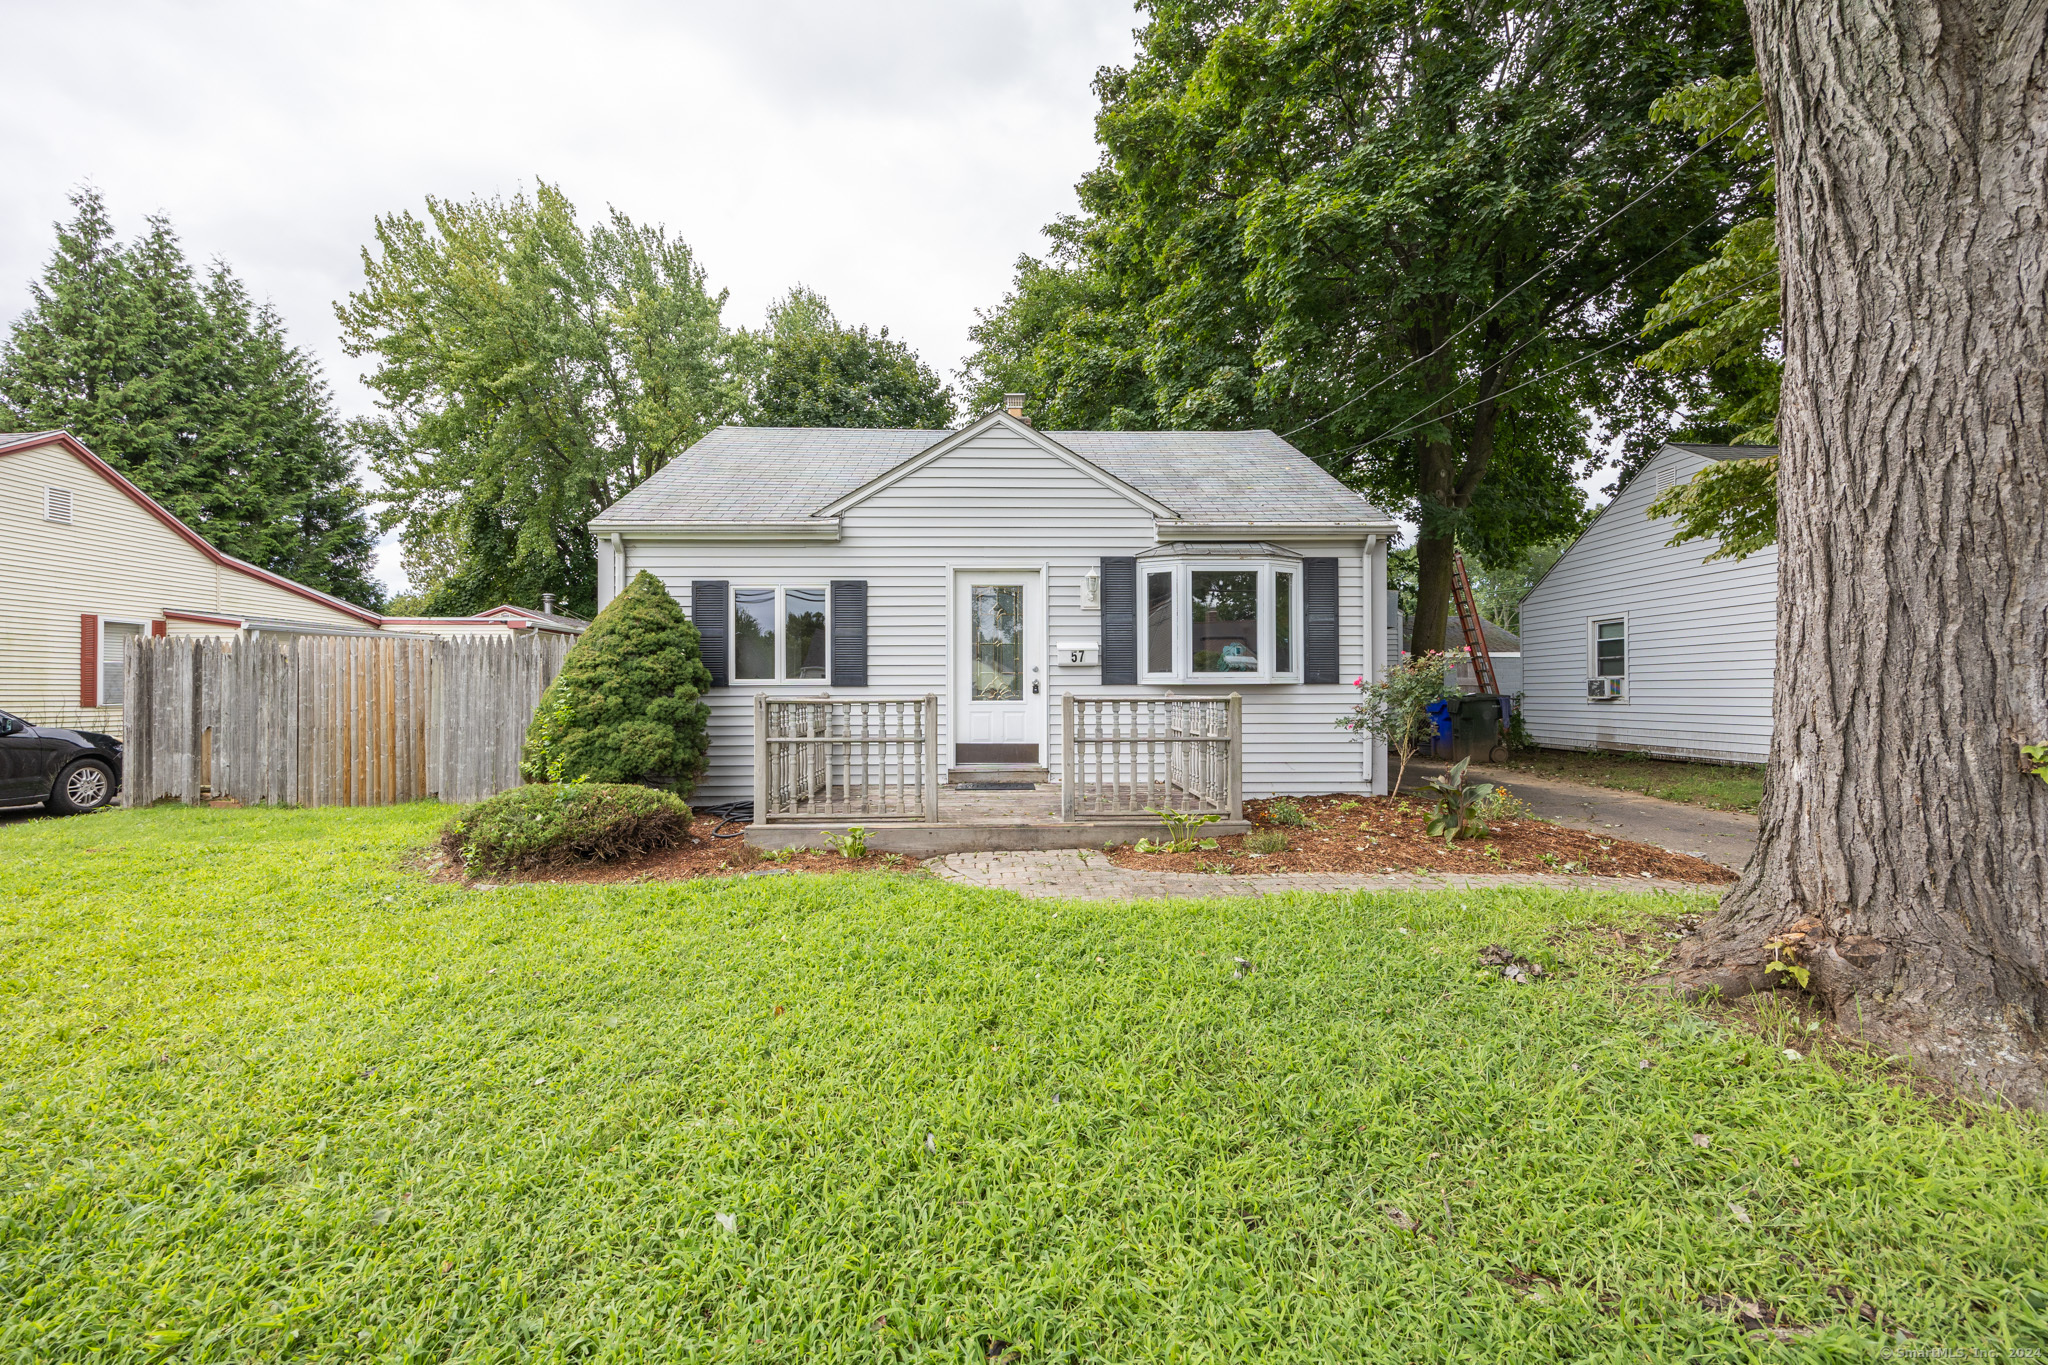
(0, 189), (382, 607)
(521, 572), (713, 791)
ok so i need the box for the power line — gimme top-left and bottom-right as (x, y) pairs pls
(1334, 270), (1775, 463)
(1282, 99), (1766, 441)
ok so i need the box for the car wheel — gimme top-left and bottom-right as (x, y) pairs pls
(48, 759), (116, 814)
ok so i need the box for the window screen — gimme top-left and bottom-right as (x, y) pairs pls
(785, 588), (827, 680)
(1595, 620), (1626, 677)
(101, 622), (142, 705)
(1145, 572), (1174, 674)
(734, 589), (777, 680)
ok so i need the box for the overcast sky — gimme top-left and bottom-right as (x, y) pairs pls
(3, 0), (1140, 593)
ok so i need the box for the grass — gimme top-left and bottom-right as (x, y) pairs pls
(1500, 747), (1767, 813)
(2, 805), (2042, 1362)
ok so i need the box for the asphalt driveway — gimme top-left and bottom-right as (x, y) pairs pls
(1406, 759), (1758, 872)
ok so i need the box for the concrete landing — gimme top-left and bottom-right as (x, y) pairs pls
(744, 782), (1248, 854)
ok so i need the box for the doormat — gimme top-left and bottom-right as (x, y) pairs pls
(955, 782), (1036, 791)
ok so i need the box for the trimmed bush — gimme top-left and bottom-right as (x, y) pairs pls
(441, 783), (692, 875)
(522, 571), (713, 791)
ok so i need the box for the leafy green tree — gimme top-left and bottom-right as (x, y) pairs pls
(338, 183), (744, 618)
(745, 287), (953, 429)
(521, 572), (713, 790)
(0, 188), (382, 606)
(1469, 540), (1568, 635)
(964, 0), (1760, 652)
(1639, 70), (1784, 562)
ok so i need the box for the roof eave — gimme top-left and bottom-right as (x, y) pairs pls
(1155, 520), (1398, 541)
(597, 518), (843, 541)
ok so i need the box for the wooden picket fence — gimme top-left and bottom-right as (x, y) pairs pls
(122, 632), (573, 808)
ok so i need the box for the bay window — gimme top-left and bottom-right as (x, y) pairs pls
(734, 586), (829, 682)
(1137, 546), (1303, 683)
(1146, 570), (1174, 675)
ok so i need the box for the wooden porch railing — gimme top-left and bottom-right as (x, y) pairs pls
(1060, 693), (1242, 821)
(753, 694), (939, 823)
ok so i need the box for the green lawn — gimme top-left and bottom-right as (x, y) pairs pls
(1502, 748), (1768, 813)
(1, 806), (2041, 1362)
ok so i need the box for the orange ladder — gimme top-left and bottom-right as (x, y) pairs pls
(1450, 553), (1500, 694)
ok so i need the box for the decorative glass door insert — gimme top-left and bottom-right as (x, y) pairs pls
(970, 584), (1023, 700)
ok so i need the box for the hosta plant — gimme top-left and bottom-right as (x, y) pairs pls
(1422, 758), (1495, 847)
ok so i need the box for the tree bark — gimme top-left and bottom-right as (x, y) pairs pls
(1674, 0), (2048, 1107)
(1412, 524), (1455, 656)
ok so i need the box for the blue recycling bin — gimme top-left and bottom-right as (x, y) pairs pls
(1424, 700), (1453, 758)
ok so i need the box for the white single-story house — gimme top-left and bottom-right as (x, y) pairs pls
(1518, 442), (1777, 763)
(590, 404), (1398, 801)
(0, 430), (584, 737)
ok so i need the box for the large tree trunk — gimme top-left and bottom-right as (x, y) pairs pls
(1674, 0), (2048, 1107)
(1411, 527), (1455, 656)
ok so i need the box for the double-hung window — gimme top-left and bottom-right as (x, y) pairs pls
(1589, 617), (1626, 698)
(734, 586), (829, 683)
(1139, 546), (1301, 683)
(99, 621), (144, 706)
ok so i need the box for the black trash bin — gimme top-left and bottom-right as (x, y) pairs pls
(1446, 694), (1508, 764)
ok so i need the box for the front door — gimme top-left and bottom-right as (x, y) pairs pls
(955, 572), (1042, 764)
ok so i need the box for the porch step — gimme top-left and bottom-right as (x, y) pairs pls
(946, 764), (1050, 786)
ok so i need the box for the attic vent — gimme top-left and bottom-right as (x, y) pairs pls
(45, 487), (73, 523)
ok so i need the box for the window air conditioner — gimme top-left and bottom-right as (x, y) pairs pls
(1587, 678), (1622, 700)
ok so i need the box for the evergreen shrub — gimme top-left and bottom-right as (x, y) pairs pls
(521, 571), (713, 790)
(441, 783), (691, 875)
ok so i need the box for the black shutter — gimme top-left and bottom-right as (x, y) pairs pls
(1303, 557), (1339, 684)
(1100, 556), (1137, 685)
(691, 580), (729, 688)
(830, 580), (868, 687)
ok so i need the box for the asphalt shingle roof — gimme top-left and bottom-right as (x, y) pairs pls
(1669, 442), (1778, 461)
(594, 424), (1391, 528)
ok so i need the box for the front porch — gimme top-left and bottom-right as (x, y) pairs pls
(744, 692), (1251, 854)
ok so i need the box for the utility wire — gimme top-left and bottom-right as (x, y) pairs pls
(1282, 99), (1766, 441)
(1334, 270), (1775, 463)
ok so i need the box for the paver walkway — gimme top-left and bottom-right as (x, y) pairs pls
(1407, 761), (1759, 871)
(926, 848), (1725, 902)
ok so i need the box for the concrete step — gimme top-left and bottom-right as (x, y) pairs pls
(946, 764), (1050, 786)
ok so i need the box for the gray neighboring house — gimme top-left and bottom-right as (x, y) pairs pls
(591, 406), (1399, 802)
(1382, 598), (1523, 697)
(1518, 442), (1777, 764)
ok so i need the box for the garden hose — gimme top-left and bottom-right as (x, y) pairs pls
(703, 800), (754, 839)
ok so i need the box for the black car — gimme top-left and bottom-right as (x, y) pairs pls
(0, 710), (123, 814)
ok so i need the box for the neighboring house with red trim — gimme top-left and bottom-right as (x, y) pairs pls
(0, 431), (584, 737)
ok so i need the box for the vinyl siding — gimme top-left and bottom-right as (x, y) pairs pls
(0, 439), (367, 734)
(617, 427), (1383, 800)
(1518, 445), (1777, 763)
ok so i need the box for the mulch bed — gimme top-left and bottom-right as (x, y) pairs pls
(1104, 792), (1735, 883)
(430, 813), (924, 886)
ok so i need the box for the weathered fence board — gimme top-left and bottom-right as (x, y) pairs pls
(123, 632), (571, 808)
